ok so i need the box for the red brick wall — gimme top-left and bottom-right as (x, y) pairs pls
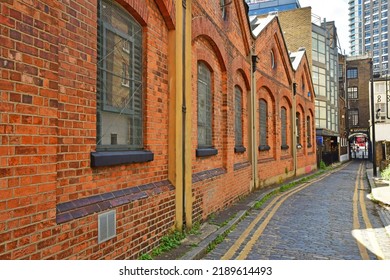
(254, 18), (292, 184)
(1, 0), (317, 260)
(190, 0), (252, 221)
(0, 0), (175, 260)
(0, 0), (63, 260)
(294, 57), (316, 174)
(254, 18), (316, 185)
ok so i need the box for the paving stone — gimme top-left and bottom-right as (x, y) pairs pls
(200, 162), (390, 260)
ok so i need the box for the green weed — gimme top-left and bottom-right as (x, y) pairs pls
(381, 164), (390, 180)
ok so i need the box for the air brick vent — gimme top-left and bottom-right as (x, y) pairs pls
(98, 210), (116, 243)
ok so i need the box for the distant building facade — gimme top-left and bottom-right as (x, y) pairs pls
(261, 7), (341, 165)
(338, 54), (349, 162)
(346, 55), (372, 158)
(349, 0), (389, 76)
(245, 0), (301, 16)
(372, 76), (390, 141)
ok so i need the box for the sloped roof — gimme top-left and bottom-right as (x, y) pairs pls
(290, 49), (305, 70)
(250, 15), (276, 37)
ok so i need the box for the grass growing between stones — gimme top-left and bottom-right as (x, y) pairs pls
(140, 164), (336, 259)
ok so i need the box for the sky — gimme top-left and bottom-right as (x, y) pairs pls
(299, 0), (350, 54)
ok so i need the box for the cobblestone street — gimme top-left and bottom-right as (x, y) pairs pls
(202, 161), (390, 260)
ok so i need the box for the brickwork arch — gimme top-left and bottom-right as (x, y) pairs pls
(192, 17), (227, 72)
(307, 108), (315, 152)
(117, 0), (149, 26)
(257, 86), (277, 159)
(231, 55), (250, 90)
(280, 95), (292, 157)
(280, 90), (292, 108)
(296, 103), (305, 153)
(153, 0), (175, 29)
(192, 42), (227, 173)
(297, 103), (305, 117)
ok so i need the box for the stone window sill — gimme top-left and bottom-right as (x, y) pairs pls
(196, 147), (218, 157)
(234, 146), (246, 153)
(91, 150), (154, 167)
(259, 145), (271, 151)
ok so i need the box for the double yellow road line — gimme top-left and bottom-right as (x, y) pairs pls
(222, 167), (340, 260)
(353, 163), (384, 260)
(221, 162), (384, 260)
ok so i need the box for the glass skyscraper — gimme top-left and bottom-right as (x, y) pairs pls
(349, 0), (389, 76)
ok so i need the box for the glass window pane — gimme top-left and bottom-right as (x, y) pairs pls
(281, 107), (287, 146)
(97, 0), (143, 150)
(235, 86), (243, 147)
(259, 99), (267, 146)
(198, 63), (212, 148)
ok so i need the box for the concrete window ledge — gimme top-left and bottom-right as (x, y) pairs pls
(234, 146), (247, 153)
(91, 150), (154, 167)
(196, 148), (218, 157)
(258, 145), (271, 151)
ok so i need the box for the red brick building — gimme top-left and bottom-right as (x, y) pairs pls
(0, 0), (316, 259)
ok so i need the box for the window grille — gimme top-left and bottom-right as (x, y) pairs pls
(98, 210), (116, 243)
(220, 0), (227, 20)
(197, 62), (212, 148)
(281, 107), (287, 147)
(307, 116), (312, 147)
(296, 112), (301, 145)
(348, 86), (358, 99)
(235, 86), (243, 147)
(259, 99), (268, 146)
(97, 0), (143, 150)
(347, 68), (358, 79)
(349, 109), (359, 126)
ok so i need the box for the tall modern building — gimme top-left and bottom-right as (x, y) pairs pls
(349, 0), (389, 76)
(246, 0), (301, 16)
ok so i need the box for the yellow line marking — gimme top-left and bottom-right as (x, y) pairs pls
(221, 185), (294, 260)
(221, 165), (346, 260)
(358, 164), (384, 260)
(237, 182), (313, 259)
(353, 163), (370, 260)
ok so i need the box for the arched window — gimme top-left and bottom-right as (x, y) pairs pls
(235, 86), (243, 148)
(197, 62), (213, 148)
(221, 0), (227, 20)
(307, 116), (312, 147)
(97, 0), (143, 150)
(281, 107), (288, 149)
(271, 50), (276, 69)
(296, 112), (301, 146)
(259, 99), (268, 147)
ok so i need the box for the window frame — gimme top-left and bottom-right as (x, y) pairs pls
(91, 0), (153, 167)
(307, 116), (312, 148)
(196, 62), (218, 157)
(271, 50), (276, 69)
(347, 68), (358, 79)
(259, 99), (270, 151)
(281, 106), (289, 150)
(296, 112), (301, 147)
(234, 86), (246, 153)
(348, 86), (358, 99)
(220, 0), (227, 20)
(349, 109), (359, 127)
